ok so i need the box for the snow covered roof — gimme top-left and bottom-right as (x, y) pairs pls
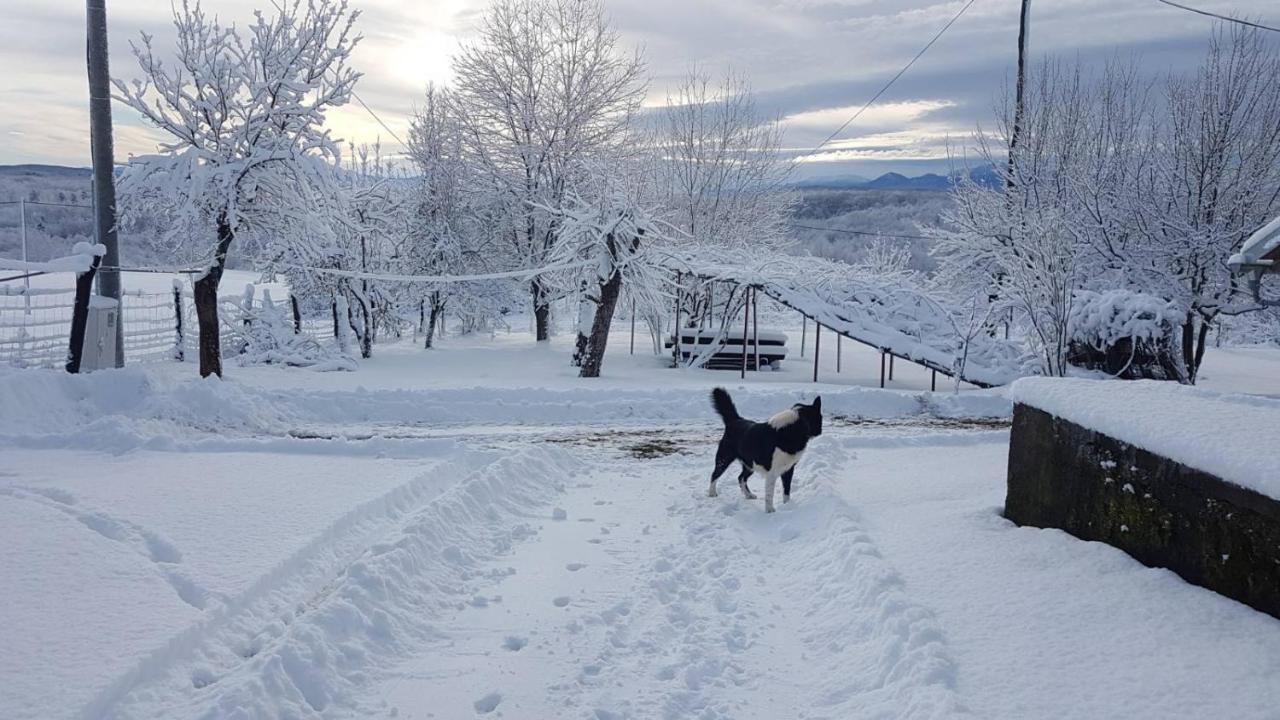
(666, 250), (1031, 387)
(1010, 378), (1280, 500)
(1228, 215), (1280, 270)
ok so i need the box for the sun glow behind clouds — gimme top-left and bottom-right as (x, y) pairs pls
(783, 100), (965, 163)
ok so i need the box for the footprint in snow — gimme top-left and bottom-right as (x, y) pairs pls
(502, 636), (527, 651)
(553, 596), (571, 607)
(566, 563), (586, 572)
(473, 692), (502, 714)
(552, 507), (568, 520)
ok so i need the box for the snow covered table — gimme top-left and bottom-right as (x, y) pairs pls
(1005, 378), (1280, 619)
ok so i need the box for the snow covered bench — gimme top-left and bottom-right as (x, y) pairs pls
(1005, 378), (1280, 619)
(666, 328), (788, 370)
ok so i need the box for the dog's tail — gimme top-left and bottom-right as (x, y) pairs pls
(710, 387), (740, 425)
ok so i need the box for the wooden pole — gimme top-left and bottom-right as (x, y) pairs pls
(879, 351), (886, 388)
(801, 315), (807, 358)
(812, 322), (821, 383)
(629, 297), (636, 355)
(931, 369), (937, 392)
(751, 288), (759, 371)
(740, 288), (750, 379)
(673, 272), (682, 366)
(173, 284), (185, 361)
(889, 354), (895, 381)
(836, 334), (842, 373)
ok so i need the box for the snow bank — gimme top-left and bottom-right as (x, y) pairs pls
(0, 365), (1011, 452)
(1010, 378), (1280, 499)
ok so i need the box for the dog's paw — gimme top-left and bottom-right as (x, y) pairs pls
(742, 491), (757, 500)
(783, 495), (790, 504)
(707, 487), (718, 498)
(764, 505), (776, 514)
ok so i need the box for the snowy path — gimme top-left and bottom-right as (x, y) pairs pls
(378, 437), (964, 720)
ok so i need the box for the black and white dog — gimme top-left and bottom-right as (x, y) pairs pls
(708, 387), (823, 513)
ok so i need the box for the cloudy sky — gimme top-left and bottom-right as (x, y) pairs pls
(1, 0), (1276, 178)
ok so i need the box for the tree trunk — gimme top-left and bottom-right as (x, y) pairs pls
(572, 281), (593, 367)
(290, 294), (302, 334)
(580, 236), (633, 379)
(532, 279), (551, 342)
(193, 215), (234, 378)
(424, 292), (443, 349)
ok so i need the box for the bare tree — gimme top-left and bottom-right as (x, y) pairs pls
(654, 70), (795, 332)
(450, 0), (645, 342)
(115, 0), (360, 377)
(1133, 26), (1280, 381)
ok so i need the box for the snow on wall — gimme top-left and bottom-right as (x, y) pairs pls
(1009, 377), (1280, 500)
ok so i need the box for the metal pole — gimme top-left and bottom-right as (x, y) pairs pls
(630, 297), (636, 355)
(812, 322), (821, 383)
(801, 315), (807, 358)
(836, 334), (841, 373)
(931, 369), (937, 392)
(20, 199), (30, 307)
(889, 354), (895, 381)
(740, 288), (750, 379)
(879, 351), (886, 388)
(751, 288), (759, 371)
(87, 0), (124, 367)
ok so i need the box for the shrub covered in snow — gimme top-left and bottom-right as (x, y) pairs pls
(229, 289), (356, 371)
(1067, 290), (1184, 381)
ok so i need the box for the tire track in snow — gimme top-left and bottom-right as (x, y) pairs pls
(87, 444), (583, 720)
(0, 486), (209, 609)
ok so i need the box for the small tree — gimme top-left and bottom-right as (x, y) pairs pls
(114, 0), (360, 377)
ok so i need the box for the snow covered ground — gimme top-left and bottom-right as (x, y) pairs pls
(3, 329), (1280, 719)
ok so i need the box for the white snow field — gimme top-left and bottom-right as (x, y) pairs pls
(3, 331), (1280, 719)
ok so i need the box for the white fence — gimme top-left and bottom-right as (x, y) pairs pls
(0, 284), (298, 369)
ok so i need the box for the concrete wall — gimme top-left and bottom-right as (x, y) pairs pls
(1005, 403), (1280, 620)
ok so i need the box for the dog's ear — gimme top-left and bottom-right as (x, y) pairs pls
(812, 396), (822, 411)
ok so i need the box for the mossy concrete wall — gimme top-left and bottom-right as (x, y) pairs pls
(1006, 403), (1280, 619)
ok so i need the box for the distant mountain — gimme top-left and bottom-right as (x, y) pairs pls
(792, 164), (1002, 191)
(0, 164), (92, 178)
(791, 173), (870, 189)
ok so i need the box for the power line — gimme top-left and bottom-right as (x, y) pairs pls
(789, 222), (933, 241)
(803, 0), (980, 160)
(352, 91), (408, 149)
(1153, 0), (1280, 33)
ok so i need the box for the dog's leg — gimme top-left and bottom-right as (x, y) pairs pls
(764, 473), (778, 513)
(708, 448), (733, 498)
(736, 465), (756, 499)
(781, 468), (795, 503)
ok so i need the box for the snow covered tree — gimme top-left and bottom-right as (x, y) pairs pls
(450, 0), (645, 342)
(406, 85), (505, 349)
(1131, 27), (1280, 382)
(654, 71), (795, 329)
(114, 0), (360, 377)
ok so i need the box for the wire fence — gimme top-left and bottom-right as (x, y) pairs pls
(0, 284), (326, 369)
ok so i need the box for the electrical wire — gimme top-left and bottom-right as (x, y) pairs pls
(1153, 0), (1280, 33)
(803, 0), (980, 160)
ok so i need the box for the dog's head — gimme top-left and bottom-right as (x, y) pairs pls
(796, 396), (822, 438)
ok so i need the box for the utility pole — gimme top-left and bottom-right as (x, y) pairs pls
(20, 198), (30, 310)
(1006, 0), (1032, 189)
(87, 0), (124, 367)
